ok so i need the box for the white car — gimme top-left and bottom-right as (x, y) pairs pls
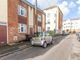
(31, 32), (53, 48)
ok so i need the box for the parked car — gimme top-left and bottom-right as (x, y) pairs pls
(76, 32), (80, 41)
(31, 32), (53, 48)
(62, 31), (69, 36)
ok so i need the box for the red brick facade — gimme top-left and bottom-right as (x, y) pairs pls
(3, 0), (46, 44)
(58, 9), (63, 31)
(8, 0), (18, 44)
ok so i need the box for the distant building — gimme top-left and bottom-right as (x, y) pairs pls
(0, 0), (46, 45)
(63, 18), (80, 33)
(44, 6), (63, 33)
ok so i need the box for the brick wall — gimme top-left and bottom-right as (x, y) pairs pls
(58, 9), (63, 33)
(36, 10), (43, 32)
(8, 0), (18, 44)
(8, 0), (30, 44)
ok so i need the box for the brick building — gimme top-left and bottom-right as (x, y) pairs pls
(0, 0), (46, 45)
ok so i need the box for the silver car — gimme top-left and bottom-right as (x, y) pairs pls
(31, 32), (53, 48)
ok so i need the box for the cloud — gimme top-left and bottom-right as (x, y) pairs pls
(58, 1), (70, 16)
(76, 0), (80, 4)
(31, 0), (57, 9)
(47, 0), (57, 7)
(77, 7), (80, 14)
(69, 2), (76, 8)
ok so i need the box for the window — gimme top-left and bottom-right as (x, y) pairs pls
(46, 19), (50, 24)
(37, 14), (41, 22)
(18, 23), (27, 33)
(47, 21), (50, 24)
(38, 26), (41, 32)
(64, 24), (65, 25)
(54, 20), (56, 23)
(47, 13), (50, 17)
(18, 5), (26, 17)
(47, 27), (50, 31)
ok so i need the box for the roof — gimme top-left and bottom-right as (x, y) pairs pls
(44, 5), (58, 10)
(44, 5), (63, 15)
(21, 0), (45, 14)
(70, 17), (80, 20)
(64, 17), (80, 22)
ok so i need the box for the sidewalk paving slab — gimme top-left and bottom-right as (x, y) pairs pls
(0, 41), (31, 57)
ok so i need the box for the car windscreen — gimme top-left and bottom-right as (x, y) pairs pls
(39, 32), (44, 37)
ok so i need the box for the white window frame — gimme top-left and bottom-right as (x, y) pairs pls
(47, 13), (50, 17)
(37, 14), (41, 22)
(18, 23), (27, 33)
(18, 5), (26, 17)
(38, 26), (42, 32)
(47, 27), (50, 31)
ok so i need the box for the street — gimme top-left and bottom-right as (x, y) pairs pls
(0, 35), (73, 60)
(0, 0), (80, 60)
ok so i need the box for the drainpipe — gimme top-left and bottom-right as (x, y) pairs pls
(34, 0), (37, 33)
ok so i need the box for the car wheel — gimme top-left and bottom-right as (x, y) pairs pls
(43, 42), (47, 48)
(51, 39), (54, 44)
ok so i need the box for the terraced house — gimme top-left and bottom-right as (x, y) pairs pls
(0, 0), (46, 45)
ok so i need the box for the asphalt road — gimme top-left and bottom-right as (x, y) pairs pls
(0, 35), (68, 60)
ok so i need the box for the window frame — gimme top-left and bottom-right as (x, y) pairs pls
(18, 23), (27, 33)
(18, 5), (26, 17)
(37, 14), (42, 22)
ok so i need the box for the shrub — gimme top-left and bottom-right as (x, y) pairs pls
(48, 31), (55, 36)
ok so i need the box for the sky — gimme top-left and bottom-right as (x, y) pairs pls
(27, 0), (80, 20)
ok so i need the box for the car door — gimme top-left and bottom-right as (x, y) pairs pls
(48, 35), (52, 43)
(46, 33), (51, 43)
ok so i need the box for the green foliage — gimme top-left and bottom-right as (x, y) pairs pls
(48, 31), (55, 36)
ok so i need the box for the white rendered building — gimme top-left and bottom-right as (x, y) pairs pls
(44, 6), (63, 33)
(63, 18), (80, 33)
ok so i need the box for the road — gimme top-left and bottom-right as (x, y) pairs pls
(0, 35), (72, 60)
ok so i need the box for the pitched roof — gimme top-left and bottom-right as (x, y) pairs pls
(44, 5), (63, 15)
(70, 17), (80, 20)
(44, 5), (58, 10)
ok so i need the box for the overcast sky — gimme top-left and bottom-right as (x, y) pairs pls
(27, 0), (80, 20)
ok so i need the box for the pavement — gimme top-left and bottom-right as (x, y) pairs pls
(69, 34), (80, 60)
(0, 41), (31, 57)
